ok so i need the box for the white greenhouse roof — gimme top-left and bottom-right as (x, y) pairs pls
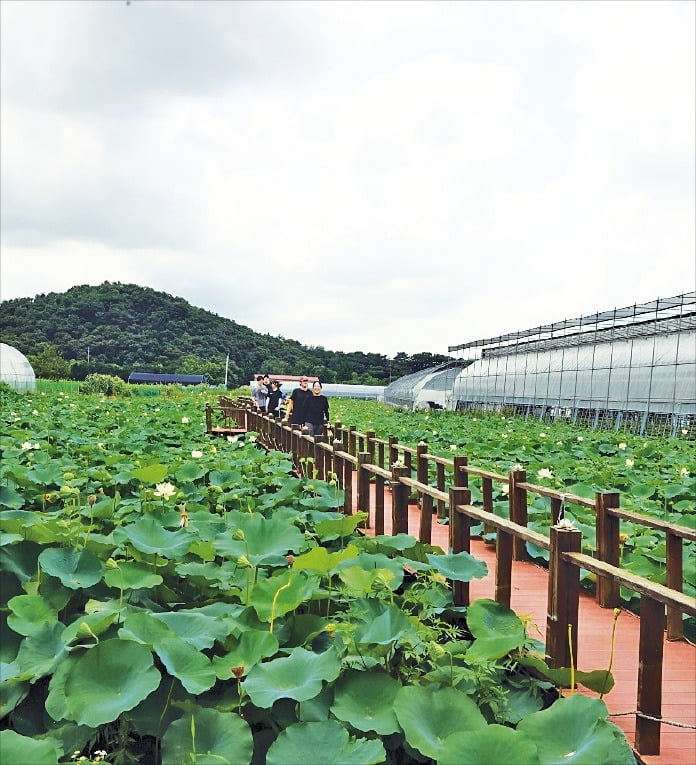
(0, 343), (36, 392)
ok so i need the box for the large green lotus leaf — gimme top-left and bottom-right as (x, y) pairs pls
(214, 511), (306, 566)
(61, 606), (120, 645)
(0, 540), (42, 584)
(211, 630), (279, 679)
(314, 515), (366, 541)
(104, 560), (163, 590)
(26, 463), (64, 486)
(0, 532), (23, 546)
(331, 669), (401, 734)
(38, 547), (105, 590)
(0, 485), (25, 510)
(151, 608), (236, 650)
(114, 517), (192, 559)
(354, 603), (416, 646)
(161, 706), (253, 765)
(338, 566), (391, 596)
(336, 551), (404, 589)
(174, 560), (238, 589)
(466, 598), (526, 660)
(131, 463), (169, 484)
(174, 462), (208, 483)
(284, 614), (328, 648)
(154, 636), (217, 695)
(292, 544), (360, 575)
(7, 594), (58, 637)
(426, 551), (488, 581)
(46, 639), (160, 727)
(208, 469), (241, 487)
(517, 694), (635, 765)
(0, 729), (60, 765)
(438, 725), (540, 765)
(251, 570), (319, 622)
(394, 685), (487, 760)
(243, 646), (341, 708)
(266, 721), (385, 765)
(1, 666), (29, 717)
(13, 621), (67, 680)
(119, 609), (174, 646)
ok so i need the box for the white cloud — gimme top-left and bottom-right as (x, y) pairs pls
(1, 0), (693, 357)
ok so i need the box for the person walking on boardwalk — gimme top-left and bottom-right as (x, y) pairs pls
(303, 380), (330, 437)
(284, 375), (312, 426)
(251, 375), (268, 412)
(267, 380), (284, 418)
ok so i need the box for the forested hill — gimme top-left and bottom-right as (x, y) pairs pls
(0, 282), (450, 385)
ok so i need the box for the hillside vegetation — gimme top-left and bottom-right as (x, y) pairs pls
(0, 282), (449, 385)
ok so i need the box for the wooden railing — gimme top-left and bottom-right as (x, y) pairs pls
(219, 404), (696, 756)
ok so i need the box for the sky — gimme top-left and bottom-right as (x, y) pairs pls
(1, 0), (694, 358)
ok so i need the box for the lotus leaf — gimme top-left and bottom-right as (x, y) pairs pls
(315, 515), (367, 540)
(13, 621), (67, 680)
(354, 603), (416, 645)
(38, 547), (105, 590)
(0, 540), (42, 582)
(161, 706), (253, 765)
(154, 636), (217, 694)
(113, 517), (192, 558)
(266, 720), (386, 765)
(251, 570), (319, 622)
(437, 724), (541, 764)
(426, 551), (488, 582)
(213, 511), (306, 566)
(518, 654), (615, 694)
(174, 462), (207, 482)
(131, 463), (169, 484)
(212, 629), (279, 679)
(154, 607), (243, 649)
(0, 729), (61, 765)
(1, 665), (29, 717)
(46, 639), (160, 727)
(243, 646), (341, 708)
(7, 594), (59, 637)
(338, 565), (394, 596)
(517, 694), (637, 764)
(394, 685), (487, 760)
(331, 669), (401, 734)
(292, 544), (360, 574)
(0, 485), (25, 510)
(119, 609), (174, 646)
(104, 560), (164, 590)
(466, 598), (526, 660)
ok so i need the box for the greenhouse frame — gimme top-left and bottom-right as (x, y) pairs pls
(0, 343), (36, 392)
(384, 293), (695, 438)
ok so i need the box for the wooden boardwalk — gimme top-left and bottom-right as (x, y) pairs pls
(359, 484), (696, 765)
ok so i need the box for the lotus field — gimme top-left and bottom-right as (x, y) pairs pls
(0, 386), (688, 764)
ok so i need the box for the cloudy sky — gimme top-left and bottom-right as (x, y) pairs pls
(1, 0), (694, 357)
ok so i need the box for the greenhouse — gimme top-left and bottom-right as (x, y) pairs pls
(446, 292), (695, 437)
(384, 360), (474, 409)
(0, 343), (36, 392)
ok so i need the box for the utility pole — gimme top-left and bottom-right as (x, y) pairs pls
(87, 346), (90, 365)
(224, 354), (229, 388)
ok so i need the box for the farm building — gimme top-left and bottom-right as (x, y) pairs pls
(0, 343), (36, 392)
(384, 360), (473, 409)
(385, 293), (695, 437)
(128, 372), (208, 385)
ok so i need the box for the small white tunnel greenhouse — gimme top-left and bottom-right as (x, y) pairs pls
(0, 343), (36, 392)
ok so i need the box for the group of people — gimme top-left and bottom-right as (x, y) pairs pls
(252, 374), (330, 437)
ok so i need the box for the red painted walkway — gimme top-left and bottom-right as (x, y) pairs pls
(360, 486), (696, 765)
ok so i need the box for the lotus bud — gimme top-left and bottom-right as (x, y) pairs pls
(88, 494), (96, 506)
(232, 528), (245, 541)
(325, 623), (336, 637)
(237, 555), (252, 568)
(286, 554), (295, 566)
(231, 666), (245, 679)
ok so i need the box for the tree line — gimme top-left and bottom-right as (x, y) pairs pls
(0, 282), (451, 386)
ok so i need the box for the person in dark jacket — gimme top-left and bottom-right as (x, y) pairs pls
(266, 380), (284, 418)
(303, 380), (329, 437)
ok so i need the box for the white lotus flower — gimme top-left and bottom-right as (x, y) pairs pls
(501, 433), (508, 438)
(32, 409), (39, 415)
(537, 468), (554, 480)
(227, 435), (239, 443)
(154, 482), (177, 500)
(680, 467), (689, 478)
(540, 432), (547, 438)
(181, 417), (190, 424)
(450, 444), (457, 451)
(618, 442), (627, 450)
(625, 459), (634, 468)
(577, 436), (583, 442)
(21, 441), (33, 450)
(682, 429), (689, 436)
(191, 450), (203, 459)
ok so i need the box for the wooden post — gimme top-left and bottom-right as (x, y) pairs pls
(666, 532), (683, 641)
(482, 476), (494, 537)
(375, 472), (385, 536)
(550, 496), (563, 525)
(449, 487), (472, 606)
(416, 442), (428, 486)
(509, 468), (528, 561)
(377, 439), (385, 470)
(205, 402), (212, 434)
(436, 461), (446, 518)
(366, 430), (376, 463)
(357, 452), (371, 528)
(546, 524), (582, 670)
(496, 528), (513, 609)
(331, 438), (343, 498)
(348, 425), (357, 457)
(635, 595), (664, 755)
(388, 437), (399, 467)
(342, 450), (353, 516)
(451, 456), (468, 550)
(334, 420), (343, 446)
(596, 492), (620, 608)
(420, 493), (433, 544)
(391, 465), (409, 535)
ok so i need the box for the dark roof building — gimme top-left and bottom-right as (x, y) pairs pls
(128, 372), (208, 386)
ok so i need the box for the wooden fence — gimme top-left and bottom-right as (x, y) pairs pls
(208, 401), (696, 756)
